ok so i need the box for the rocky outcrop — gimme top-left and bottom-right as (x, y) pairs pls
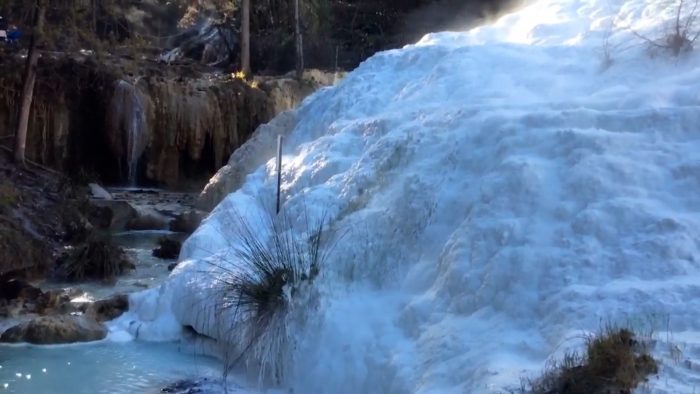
(88, 183), (113, 200)
(0, 216), (51, 278)
(169, 209), (206, 233)
(0, 279), (42, 304)
(0, 53), (338, 190)
(258, 69), (345, 115)
(159, 21), (237, 66)
(0, 281), (126, 344)
(88, 199), (138, 231)
(126, 212), (169, 231)
(0, 158), (61, 278)
(140, 75), (271, 187)
(84, 294), (129, 322)
(0, 279), (81, 318)
(195, 70), (341, 211)
(0, 315), (107, 344)
(0, 55), (339, 189)
(196, 111), (299, 211)
(152, 237), (182, 260)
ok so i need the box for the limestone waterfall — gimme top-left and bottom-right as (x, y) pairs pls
(106, 80), (149, 185)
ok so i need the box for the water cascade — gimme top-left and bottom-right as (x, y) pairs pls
(106, 80), (149, 185)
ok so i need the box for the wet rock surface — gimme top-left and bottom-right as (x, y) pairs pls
(0, 283), (127, 345)
(169, 209), (206, 234)
(88, 199), (138, 231)
(0, 314), (107, 344)
(0, 158), (187, 345)
(0, 279), (83, 318)
(0, 279), (41, 303)
(126, 212), (170, 231)
(1, 51), (338, 189)
(153, 237), (182, 260)
(88, 183), (113, 200)
(196, 111), (298, 211)
(161, 378), (221, 394)
(84, 294), (129, 322)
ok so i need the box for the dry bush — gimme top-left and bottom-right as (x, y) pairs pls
(521, 326), (658, 394)
(57, 238), (135, 281)
(632, 0), (700, 56)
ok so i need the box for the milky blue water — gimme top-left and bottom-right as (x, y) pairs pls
(0, 341), (222, 394)
(0, 227), (224, 394)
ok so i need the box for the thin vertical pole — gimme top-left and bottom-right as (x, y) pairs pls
(294, 0), (304, 80)
(276, 135), (283, 214)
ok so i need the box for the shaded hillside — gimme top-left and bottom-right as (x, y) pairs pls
(0, 0), (520, 73)
(0, 54), (331, 188)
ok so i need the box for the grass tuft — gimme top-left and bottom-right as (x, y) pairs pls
(522, 326), (658, 394)
(57, 237), (135, 282)
(204, 208), (333, 384)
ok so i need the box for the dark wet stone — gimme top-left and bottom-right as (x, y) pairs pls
(0, 315), (107, 344)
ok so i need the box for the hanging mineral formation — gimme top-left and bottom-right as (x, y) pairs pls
(106, 80), (149, 185)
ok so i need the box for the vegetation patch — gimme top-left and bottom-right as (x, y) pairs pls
(206, 209), (334, 383)
(57, 238), (134, 282)
(522, 327), (658, 394)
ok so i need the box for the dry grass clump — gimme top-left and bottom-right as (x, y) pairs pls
(522, 327), (658, 394)
(204, 209), (333, 384)
(631, 0), (700, 57)
(58, 238), (135, 281)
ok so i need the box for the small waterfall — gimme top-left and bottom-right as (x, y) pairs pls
(106, 80), (148, 186)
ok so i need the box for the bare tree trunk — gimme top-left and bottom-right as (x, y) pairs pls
(294, 0), (304, 80)
(92, 0), (98, 35)
(14, 0), (46, 165)
(241, 0), (251, 76)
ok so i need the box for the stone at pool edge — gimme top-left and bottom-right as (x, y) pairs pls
(169, 209), (207, 234)
(88, 183), (113, 200)
(153, 237), (182, 260)
(89, 199), (138, 231)
(84, 294), (129, 322)
(0, 315), (107, 344)
(126, 213), (169, 231)
(161, 377), (219, 393)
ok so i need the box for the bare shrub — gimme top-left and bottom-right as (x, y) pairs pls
(57, 238), (135, 281)
(520, 326), (658, 394)
(631, 0), (700, 56)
